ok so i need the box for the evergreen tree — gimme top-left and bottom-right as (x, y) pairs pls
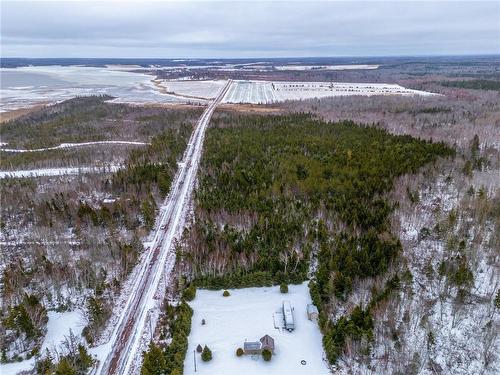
(279, 283), (288, 293)
(201, 345), (212, 362)
(182, 284), (196, 301)
(262, 348), (272, 361)
(141, 196), (156, 230)
(76, 344), (94, 371)
(55, 358), (76, 375)
(141, 342), (166, 375)
(35, 350), (54, 374)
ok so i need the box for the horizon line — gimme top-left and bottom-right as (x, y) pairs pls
(2, 53), (500, 60)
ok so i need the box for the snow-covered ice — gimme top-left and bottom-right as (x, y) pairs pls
(184, 282), (329, 375)
(0, 65), (184, 112)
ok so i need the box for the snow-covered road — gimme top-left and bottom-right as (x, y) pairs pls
(0, 140), (149, 153)
(96, 80), (233, 375)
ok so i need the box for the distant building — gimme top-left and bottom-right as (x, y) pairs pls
(243, 334), (275, 354)
(307, 304), (319, 321)
(283, 300), (295, 331)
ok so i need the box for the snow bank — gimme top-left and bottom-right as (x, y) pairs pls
(184, 282), (329, 375)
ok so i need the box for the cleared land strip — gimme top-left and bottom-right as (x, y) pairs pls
(0, 165), (121, 179)
(96, 80), (233, 375)
(0, 140), (150, 153)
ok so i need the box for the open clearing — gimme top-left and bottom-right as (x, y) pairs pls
(184, 282), (329, 375)
(152, 79), (434, 104)
(222, 80), (434, 104)
(159, 79), (227, 99)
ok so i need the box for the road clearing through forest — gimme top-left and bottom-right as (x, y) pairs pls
(95, 80), (232, 375)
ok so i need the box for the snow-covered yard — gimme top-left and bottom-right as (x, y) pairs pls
(184, 282), (329, 375)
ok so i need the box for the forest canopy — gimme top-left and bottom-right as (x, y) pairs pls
(185, 113), (453, 288)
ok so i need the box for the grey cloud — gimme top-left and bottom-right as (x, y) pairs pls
(1, 1), (499, 58)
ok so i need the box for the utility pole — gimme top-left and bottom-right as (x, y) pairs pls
(194, 350), (197, 372)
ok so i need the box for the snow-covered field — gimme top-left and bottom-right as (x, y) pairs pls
(222, 80), (434, 104)
(184, 282), (329, 375)
(160, 79), (227, 99)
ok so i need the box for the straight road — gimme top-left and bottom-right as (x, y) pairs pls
(97, 80), (232, 375)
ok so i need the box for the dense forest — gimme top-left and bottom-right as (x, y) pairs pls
(179, 112), (453, 364)
(0, 96), (202, 149)
(441, 79), (500, 91)
(0, 96), (202, 170)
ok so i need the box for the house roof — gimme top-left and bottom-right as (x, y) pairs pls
(244, 341), (262, 351)
(260, 334), (275, 349)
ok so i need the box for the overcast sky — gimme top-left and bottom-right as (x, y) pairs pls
(1, 1), (499, 58)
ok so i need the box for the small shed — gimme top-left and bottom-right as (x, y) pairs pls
(243, 341), (262, 355)
(307, 304), (319, 321)
(260, 334), (275, 353)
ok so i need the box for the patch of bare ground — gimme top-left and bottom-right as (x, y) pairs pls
(0, 103), (50, 123)
(135, 102), (204, 111)
(218, 103), (283, 114)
